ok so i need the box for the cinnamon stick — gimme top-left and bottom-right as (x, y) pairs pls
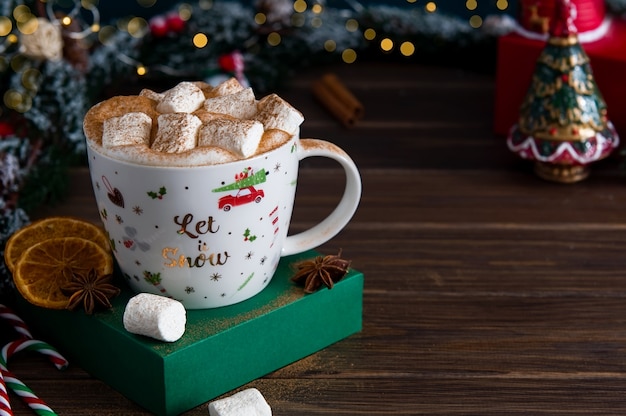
(321, 73), (364, 119)
(312, 73), (364, 128)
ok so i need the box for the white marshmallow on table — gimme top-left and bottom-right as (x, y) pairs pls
(208, 388), (271, 416)
(156, 81), (205, 113)
(254, 93), (304, 135)
(152, 113), (202, 153)
(203, 87), (258, 119)
(123, 293), (186, 342)
(198, 117), (264, 158)
(102, 112), (152, 148)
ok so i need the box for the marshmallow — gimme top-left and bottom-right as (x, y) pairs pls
(139, 88), (164, 102)
(123, 293), (186, 342)
(255, 129), (292, 155)
(194, 109), (236, 124)
(203, 88), (257, 119)
(254, 94), (304, 135)
(208, 388), (271, 416)
(192, 81), (215, 97)
(152, 113), (202, 153)
(102, 112), (152, 148)
(156, 81), (205, 113)
(198, 118), (264, 158)
(207, 78), (245, 98)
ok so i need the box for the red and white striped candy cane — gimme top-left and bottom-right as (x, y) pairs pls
(0, 304), (33, 339)
(0, 371), (11, 416)
(0, 338), (68, 416)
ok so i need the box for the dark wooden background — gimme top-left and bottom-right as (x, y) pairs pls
(4, 61), (626, 414)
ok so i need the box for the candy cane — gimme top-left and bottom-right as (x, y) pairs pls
(0, 304), (33, 339)
(0, 304), (62, 371)
(0, 339), (68, 416)
(0, 370), (11, 416)
(0, 303), (29, 416)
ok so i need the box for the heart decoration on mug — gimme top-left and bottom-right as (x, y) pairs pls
(102, 175), (124, 208)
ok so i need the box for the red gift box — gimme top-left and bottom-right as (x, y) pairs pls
(494, 18), (626, 138)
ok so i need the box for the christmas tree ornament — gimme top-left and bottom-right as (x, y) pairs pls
(506, 0), (619, 183)
(19, 18), (64, 61)
(519, 0), (605, 35)
(205, 51), (250, 88)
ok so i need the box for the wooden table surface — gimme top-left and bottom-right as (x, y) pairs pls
(5, 62), (626, 415)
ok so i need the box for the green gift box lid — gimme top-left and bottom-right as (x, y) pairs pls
(15, 250), (363, 415)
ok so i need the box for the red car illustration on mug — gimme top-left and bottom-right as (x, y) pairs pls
(218, 186), (264, 211)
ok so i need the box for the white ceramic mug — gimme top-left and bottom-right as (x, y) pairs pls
(86, 134), (361, 309)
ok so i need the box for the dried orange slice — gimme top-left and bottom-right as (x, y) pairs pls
(4, 216), (109, 273)
(12, 237), (114, 309)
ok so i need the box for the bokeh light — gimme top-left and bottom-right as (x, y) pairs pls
(311, 17), (322, 28)
(294, 0), (307, 13)
(380, 38), (393, 52)
(469, 15), (482, 28)
(400, 41), (415, 57)
(342, 49), (357, 64)
(81, 0), (99, 9)
(425, 2), (436, 12)
(267, 32), (281, 46)
(193, 33), (208, 48)
(98, 25), (116, 45)
(364, 28), (376, 41)
(324, 39), (336, 52)
(17, 16), (38, 35)
(466, 0), (478, 11)
(13, 5), (31, 22)
(345, 19), (358, 32)
(255, 13), (266, 25)
(21, 68), (41, 90)
(291, 13), (305, 27)
(127, 17), (148, 38)
(4, 89), (23, 111)
(10, 55), (28, 73)
(179, 4), (193, 21)
(0, 16), (13, 37)
(199, 0), (213, 10)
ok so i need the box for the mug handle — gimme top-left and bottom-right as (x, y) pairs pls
(281, 138), (362, 256)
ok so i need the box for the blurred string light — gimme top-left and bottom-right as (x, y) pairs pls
(357, 0), (511, 56)
(110, 0), (513, 72)
(1, 0), (101, 113)
(1, 0), (514, 90)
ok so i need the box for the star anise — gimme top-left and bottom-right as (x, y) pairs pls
(291, 250), (351, 293)
(62, 269), (121, 314)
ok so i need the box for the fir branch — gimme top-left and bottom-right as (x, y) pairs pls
(16, 145), (72, 213)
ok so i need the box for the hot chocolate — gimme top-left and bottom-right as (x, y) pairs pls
(83, 78), (303, 167)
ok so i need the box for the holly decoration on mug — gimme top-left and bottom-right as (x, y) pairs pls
(147, 186), (167, 200)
